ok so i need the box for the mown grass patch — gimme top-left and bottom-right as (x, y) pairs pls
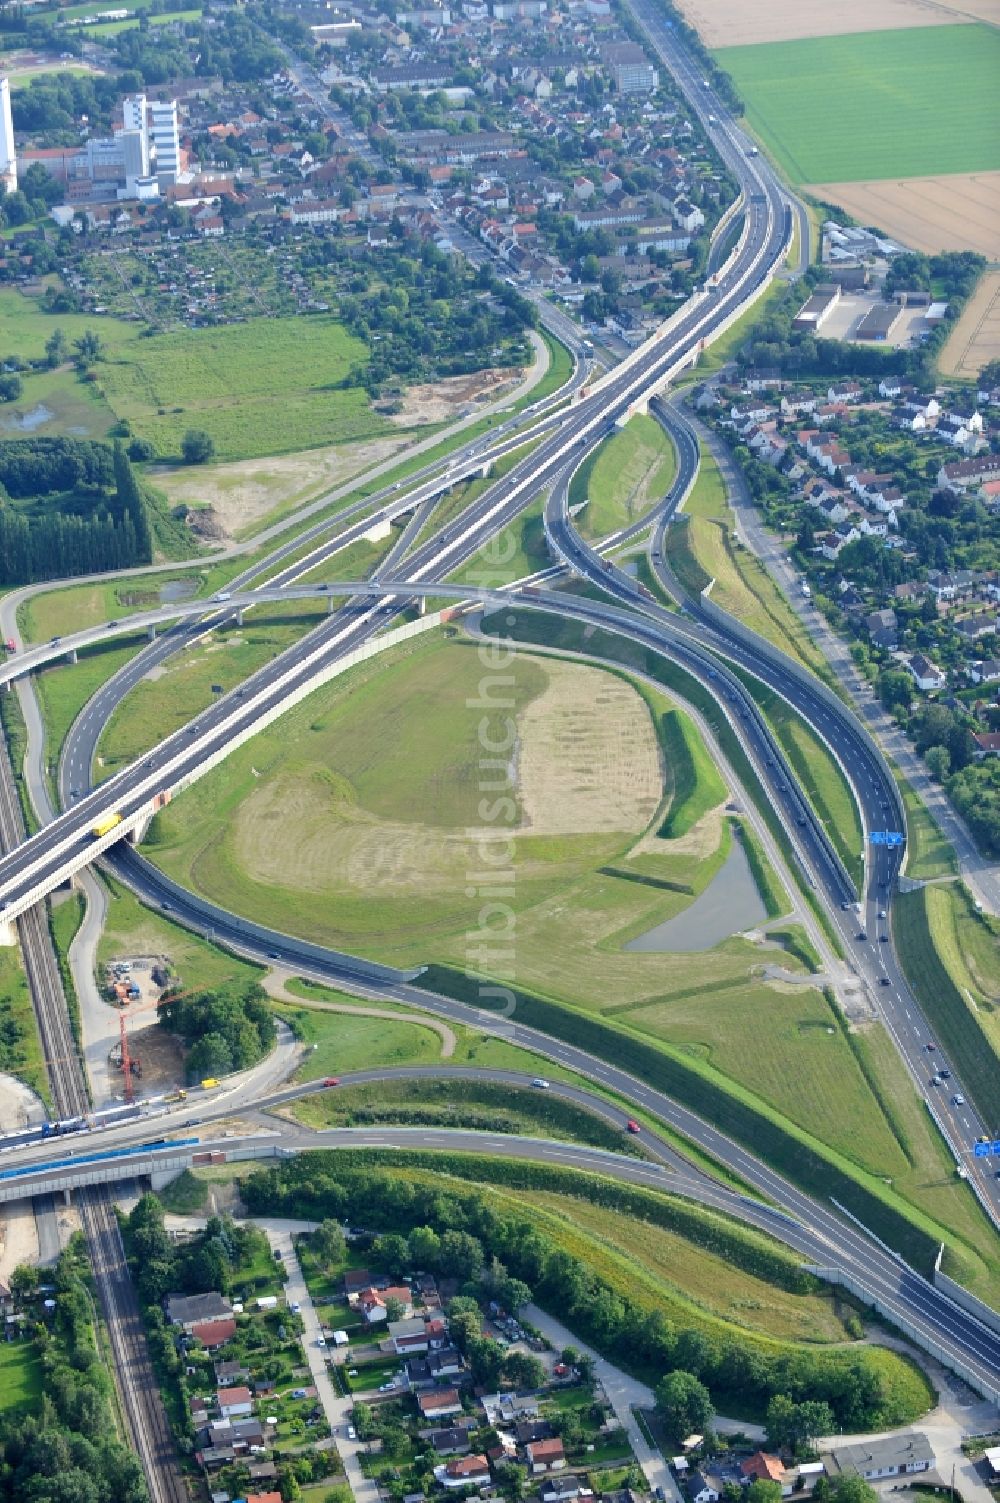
(571, 414), (677, 541)
(0, 1340), (44, 1415)
(715, 26), (1000, 183)
(34, 641), (144, 776)
(898, 771), (958, 880)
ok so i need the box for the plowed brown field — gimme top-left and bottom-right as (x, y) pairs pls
(807, 172), (1000, 256)
(680, 0), (997, 46)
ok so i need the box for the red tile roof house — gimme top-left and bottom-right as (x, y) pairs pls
(217, 1385), (253, 1419)
(742, 1453), (790, 1489)
(435, 1455), (491, 1488)
(192, 1318), (237, 1349)
(418, 1388), (464, 1419)
(527, 1437), (566, 1472)
(247, 1493), (283, 1503)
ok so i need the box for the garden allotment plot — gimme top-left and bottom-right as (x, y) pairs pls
(715, 25), (1000, 185)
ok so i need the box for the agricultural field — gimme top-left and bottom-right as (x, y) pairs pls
(810, 172), (1000, 258)
(715, 26), (1000, 184)
(98, 316), (387, 462)
(571, 414), (677, 540)
(940, 268), (1000, 374)
(676, 0), (995, 47)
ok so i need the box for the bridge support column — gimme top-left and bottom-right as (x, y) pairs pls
(127, 809), (153, 845)
(0, 918), (16, 947)
(147, 624), (157, 641)
(327, 595), (335, 613)
(235, 608), (244, 627)
(63, 1187), (71, 1207)
(67, 648), (78, 665)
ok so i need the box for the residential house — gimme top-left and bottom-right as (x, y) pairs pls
(939, 456), (1000, 494)
(541, 1477), (590, 1503)
(689, 1471), (720, 1503)
(418, 1388), (464, 1420)
(969, 658), (1000, 685)
(956, 613), (998, 644)
(828, 380), (862, 403)
(742, 1453), (794, 1496)
(434, 1454), (491, 1489)
(193, 1318), (237, 1350)
(824, 1434), (934, 1481)
(430, 1428), (473, 1457)
(246, 1493), (283, 1503)
(166, 1293), (233, 1331)
(903, 654), (946, 692)
(973, 732), (1000, 758)
(215, 1361), (249, 1387)
(217, 1386), (253, 1419)
(527, 1438), (566, 1472)
(865, 608), (898, 650)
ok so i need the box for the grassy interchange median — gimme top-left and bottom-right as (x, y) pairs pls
(123, 617), (1000, 1304)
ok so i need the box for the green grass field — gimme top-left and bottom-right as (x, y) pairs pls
(98, 316), (388, 462)
(85, 6), (199, 33)
(715, 25), (1000, 184)
(657, 705), (726, 837)
(0, 941), (50, 1105)
(96, 875), (263, 994)
(34, 641), (143, 780)
(897, 771), (957, 880)
(571, 414), (676, 541)
(0, 1341), (44, 1415)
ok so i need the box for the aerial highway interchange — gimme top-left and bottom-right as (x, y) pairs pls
(0, 11), (997, 1499)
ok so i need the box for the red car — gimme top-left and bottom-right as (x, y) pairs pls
(323, 1077), (341, 1087)
(626, 1119), (641, 1134)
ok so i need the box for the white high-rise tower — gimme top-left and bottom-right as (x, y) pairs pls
(0, 77), (17, 195)
(121, 92), (150, 176)
(148, 99), (180, 183)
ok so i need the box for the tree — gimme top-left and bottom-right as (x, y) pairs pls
(384, 1296), (405, 1322)
(181, 428), (215, 465)
(502, 1350), (545, 1390)
(186, 1031), (232, 1083)
(44, 329), (68, 370)
(71, 330), (104, 368)
(10, 1263), (40, 1302)
(655, 1370), (714, 1442)
(926, 744), (950, 782)
(746, 1483), (782, 1503)
(311, 1219), (346, 1269)
(0, 373), (22, 402)
(371, 1232), (409, 1276)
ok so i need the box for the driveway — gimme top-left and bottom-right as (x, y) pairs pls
(264, 1221), (380, 1503)
(524, 1304), (682, 1503)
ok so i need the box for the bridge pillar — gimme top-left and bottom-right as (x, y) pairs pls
(67, 648), (78, 665)
(63, 1187), (71, 1207)
(127, 808), (153, 845)
(328, 595), (335, 613)
(0, 918), (16, 947)
(147, 624), (157, 641)
(235, 608), (244, 627)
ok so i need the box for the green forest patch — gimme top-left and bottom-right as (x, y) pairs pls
(715, 26), (1000, 184)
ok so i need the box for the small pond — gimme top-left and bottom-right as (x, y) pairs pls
(0, 404), (54, 433)
(624, 835), (767, 953)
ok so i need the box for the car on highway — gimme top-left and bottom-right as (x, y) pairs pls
(856, 931), (867, 941)
(532, 1078), (550, 1089)
(267, 950), (280, 959)
(323, 1077), (340, 1087)
(939, 1068), (951, 1079)
(952, 1094), (965, 1106)
(926, 1042), (937, 1051)
(626, 1119), (641, 1133)
(879, 978), (890, 987)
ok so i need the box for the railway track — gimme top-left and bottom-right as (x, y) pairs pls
(0, 730), (186, 1503)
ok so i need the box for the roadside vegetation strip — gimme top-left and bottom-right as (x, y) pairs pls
(569, 414), (677, 541)
(736, 819), (788, 919)
(714, 25), (1000, 184)
(733, 671), (864, 887)
(895, 768), (958, 881)
(893, 887), (1000, 1125)
(419, 962), (963, 1279)
(35, 640), (144, 782)
(0, 691), (37, 837)
(0, 939), (51, 1108)
(657, 705), (727, 837)
(245, 1150), (936, 1426)
(766, 925), (822, 972)
(287, 1076), (645, 1157)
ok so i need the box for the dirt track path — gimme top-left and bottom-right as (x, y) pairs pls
(263, 970), (457, 1058)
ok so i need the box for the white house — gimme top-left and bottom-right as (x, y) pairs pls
(903, 653), (946, 692)
(689, 1471), (720, 1503)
